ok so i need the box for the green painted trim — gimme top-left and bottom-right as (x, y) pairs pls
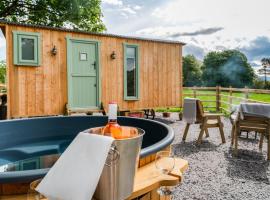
(12, 31), (41, 66)
(66, 36), (72, 110)
(123, 43), (140, 100)
(97, 41), (102, 107)
(18, 35), (38, 64)
(66, 36), (101, 110)
(68, 37), (101, 44)
(13, 32), (18, 65)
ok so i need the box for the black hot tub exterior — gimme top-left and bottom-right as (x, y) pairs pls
(0, 116), (174, 183)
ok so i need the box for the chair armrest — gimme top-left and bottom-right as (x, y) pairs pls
(203, 113), (224, 117)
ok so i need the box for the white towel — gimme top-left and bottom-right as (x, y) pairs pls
(183, 98), (197, 124)
(230, 105), (239, 122)
(36, 132), (114, 200)
(239, 103), (270, 119)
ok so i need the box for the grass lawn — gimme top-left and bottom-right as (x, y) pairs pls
(156, 89), (270, 113)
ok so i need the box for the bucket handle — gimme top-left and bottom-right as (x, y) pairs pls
(105, 145), (120, 167)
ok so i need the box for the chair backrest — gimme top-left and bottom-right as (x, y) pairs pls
(196, 100), (205, 122)
(237, 114), (270, 134)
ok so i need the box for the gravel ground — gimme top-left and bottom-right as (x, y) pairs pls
(155, 113), (270, 200)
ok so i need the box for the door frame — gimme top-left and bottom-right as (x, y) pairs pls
(66, 36), (101, 110)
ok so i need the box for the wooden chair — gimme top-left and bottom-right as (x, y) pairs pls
(230, 111), (258, 146)
(143, 109), (155, 119)
(182, 100), (225, 145)
(232, 114), (270, 160)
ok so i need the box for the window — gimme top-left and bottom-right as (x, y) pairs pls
(13, 31), (41, 66)
(124, 44), (139, 100)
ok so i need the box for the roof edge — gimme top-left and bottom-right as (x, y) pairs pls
(0, 19), (186, 45)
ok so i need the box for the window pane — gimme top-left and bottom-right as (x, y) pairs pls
(21, 38), (35, 60)
(126, 47), (135, 58)
(127, 58), (136, 97)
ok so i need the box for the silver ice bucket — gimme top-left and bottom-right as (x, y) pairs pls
(89, 126), (144, 200)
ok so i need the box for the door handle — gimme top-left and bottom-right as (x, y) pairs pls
(92, 61), (96, 70)
(94, 83), (97, 87)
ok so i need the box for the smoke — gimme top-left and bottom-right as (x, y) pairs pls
(203, 53), (254, 88)
(219, 56), (246, 87)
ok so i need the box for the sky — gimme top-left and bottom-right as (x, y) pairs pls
(101, 0), (270, 67)
(0, 0), (270, 67)
(0, 31), (5, 60)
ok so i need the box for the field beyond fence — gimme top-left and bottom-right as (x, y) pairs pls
(183, 86), (270, 113)
(156, 86), (270, 113)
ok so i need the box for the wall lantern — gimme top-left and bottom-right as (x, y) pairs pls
(111, 51), (116, 59)
(51, 45), (57, 56)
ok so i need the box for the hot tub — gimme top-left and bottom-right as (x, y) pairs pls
(0, 116), (174, 185)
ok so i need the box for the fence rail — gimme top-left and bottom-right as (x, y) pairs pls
(0, 84), (6, 96)
(183, 86), (270, 113)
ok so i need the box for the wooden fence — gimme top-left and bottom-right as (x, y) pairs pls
(183, 86), (270, 113)
(0, 83), (6, 96)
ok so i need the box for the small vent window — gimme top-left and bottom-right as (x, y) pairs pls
(13, 31), (41, 66)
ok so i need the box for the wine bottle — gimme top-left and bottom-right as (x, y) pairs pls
(102, 102), (123, 139)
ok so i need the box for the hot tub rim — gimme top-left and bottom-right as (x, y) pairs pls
(0, 116), (175, 183)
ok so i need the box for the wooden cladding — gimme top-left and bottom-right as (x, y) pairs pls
(3, 24), (183, 118)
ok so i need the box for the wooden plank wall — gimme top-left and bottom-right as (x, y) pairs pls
(3, 24), (183, 118)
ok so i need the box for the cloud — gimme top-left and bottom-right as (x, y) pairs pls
(150, 0), (270, 35)
(102, 0), (270, 63)
(121, 7), (136, 15)
(183, 44), (206, 61)
(170, 27), (224, 37)
(136, 27), (170, 37)
(102, 1), (142, 19)
(240, 36), (270, 61)
(136, 26), (224, 39)
(102, 0), (123, 6)
(134, 5), (142, 10)
(250, 61), (261, 67)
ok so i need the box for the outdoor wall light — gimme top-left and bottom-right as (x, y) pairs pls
(51, 45), (57, 56)
(111, 51), (116, 59)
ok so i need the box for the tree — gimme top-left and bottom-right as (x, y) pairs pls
(253, 78), (270, 90)
(0, 60), (6, 83)
(0, 0), (106, 32)
(201, 50), (255, 88)
(258, 58), (270, 89)
(183, 55), (202, 86)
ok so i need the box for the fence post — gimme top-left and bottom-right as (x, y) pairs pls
(216, 85), (221, 112)
(244, 86), (249, 102)
(229, 86), (232, 111)
(193, 86), (197, 98)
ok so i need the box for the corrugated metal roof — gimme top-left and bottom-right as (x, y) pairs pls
(0, 19), (186, 45)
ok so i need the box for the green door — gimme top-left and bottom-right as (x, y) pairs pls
(67, 38), (100, 109)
